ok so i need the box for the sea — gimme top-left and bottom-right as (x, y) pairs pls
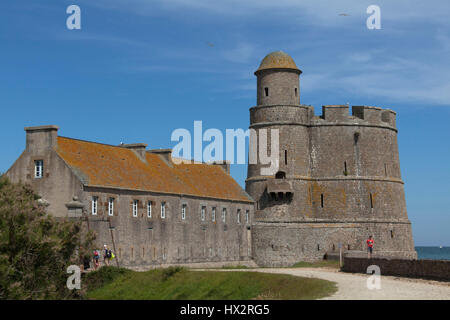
(415, 246), (450, 260)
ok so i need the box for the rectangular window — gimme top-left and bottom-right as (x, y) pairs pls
(108, 198), (114, 216)
(161, 202), (166, 219)
(237, 209), (241, 224)
(133, 200), (138, 217)
(212, 207), (216, 222)
(222, 208), (227, 223)
(370, 193), (374, 209)
(92, 196), (98, 215)
(147, 201), (152, 218)
(34, 160), (43, 178)
(163, 248), (167, 260)
(320, 194), (324, 208)
(201, 206), (206, 221)
(246, 210), (249, 224)
(181, 204), (186, 220)
(264, 87), (269, 96)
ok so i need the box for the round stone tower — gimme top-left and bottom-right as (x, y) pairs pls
(247, 51), (417, 267)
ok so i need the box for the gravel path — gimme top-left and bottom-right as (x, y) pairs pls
(242, 268), (450, 300)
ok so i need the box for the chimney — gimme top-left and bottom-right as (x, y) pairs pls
(25, 125), (59, 153)
(121, 143), (148, 160)
(211, 160), (231, 175)
(148, 149), (172, 166)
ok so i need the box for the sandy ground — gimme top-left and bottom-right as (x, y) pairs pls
(206, 268), (450, 300)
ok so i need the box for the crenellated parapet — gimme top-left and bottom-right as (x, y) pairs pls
(308, 105), (397, 130)
(249, 104), (397, 130)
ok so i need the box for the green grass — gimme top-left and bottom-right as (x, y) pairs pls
(85, 266), (337, 300)
(291, 260), (341, 269)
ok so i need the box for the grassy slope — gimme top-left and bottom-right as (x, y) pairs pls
(85, 267), (337, 300)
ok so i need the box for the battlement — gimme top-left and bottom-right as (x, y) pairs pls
(313, 105), (397, 129)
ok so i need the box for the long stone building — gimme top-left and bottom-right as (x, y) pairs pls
(247, 51), (417, 266)
(5, 51), (416, 268)
(6, 128), (254, 267)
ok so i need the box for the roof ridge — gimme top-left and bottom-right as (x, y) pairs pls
(57, 136), (122, 148)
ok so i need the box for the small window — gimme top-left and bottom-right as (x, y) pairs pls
(181, 204), (187, 220)
(34, 160), (43, 178)
(92, 196), (98, 215)
(246, 210), (249, 224)
(320, 194), (324, 208)
(163, 248), (167, 260)
(390, 230), (394, 238)
(237, 209), (241, 224)
(201, 206), (206, 221)
(370, 193), (374, 209)
(161, 202), (166, 219)
(147, 201), (152, 218)
(222, 208), (227, 223)
(295, 88), (298, 97)
(133, 200), (138, 217)
(212, 207), (216, 222)
(264, 87), (269, 96)
(108, 198), (114, 216)
(284, 150), (287, 165)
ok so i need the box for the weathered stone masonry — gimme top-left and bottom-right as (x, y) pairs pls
(247, 51), (417, 266)
(6, 126), (254, 268)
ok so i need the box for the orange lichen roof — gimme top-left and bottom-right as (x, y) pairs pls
(55, 136), (253, 202)
(255, 51), (301, 73)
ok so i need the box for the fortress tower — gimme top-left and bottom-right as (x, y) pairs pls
(246, 51), (417, 267)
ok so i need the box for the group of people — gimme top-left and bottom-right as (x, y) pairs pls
(92, 245), (115, 270)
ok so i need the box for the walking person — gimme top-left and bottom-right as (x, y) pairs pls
(93, 249), (100, 270)
(366, 235), (374, 258)
(103, 244), (111, 266)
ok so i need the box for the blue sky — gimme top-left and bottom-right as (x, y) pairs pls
(1, 1), (449, 246)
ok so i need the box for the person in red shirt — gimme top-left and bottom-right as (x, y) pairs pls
(366, 236), (374, 258)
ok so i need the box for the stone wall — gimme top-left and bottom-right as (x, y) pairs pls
(246, 63), (417, 267)
(83, 186), (254, 268)
(342, 257), (450, 281)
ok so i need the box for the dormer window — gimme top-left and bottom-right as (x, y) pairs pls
(34, 160), (43, 178)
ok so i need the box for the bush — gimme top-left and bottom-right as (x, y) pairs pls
(161, 266), (184, 281)
(0, 176), (95, 299)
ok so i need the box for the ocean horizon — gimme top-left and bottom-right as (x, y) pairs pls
(415, 246), (450, 260)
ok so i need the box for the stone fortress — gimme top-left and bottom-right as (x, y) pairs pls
(247, 51), (417, 266)
(5, 51), (416, 268)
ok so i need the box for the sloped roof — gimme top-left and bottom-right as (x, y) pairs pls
(55, 136), (253, 203)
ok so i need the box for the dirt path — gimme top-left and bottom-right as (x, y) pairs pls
(243, 268), (450, 300)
